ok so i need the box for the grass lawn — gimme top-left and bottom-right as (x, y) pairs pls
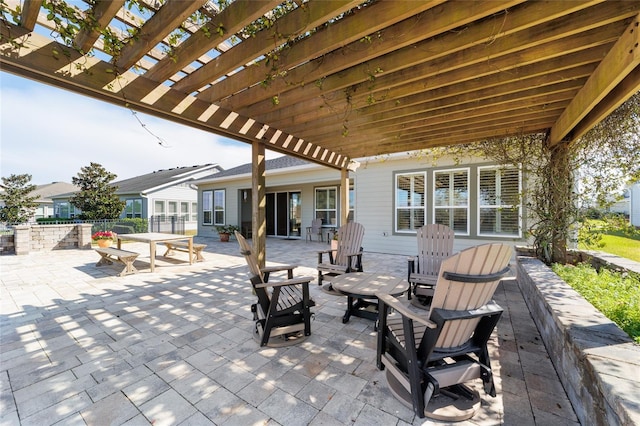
(553, 263), (640, 344)
(578, 222), (640, 262)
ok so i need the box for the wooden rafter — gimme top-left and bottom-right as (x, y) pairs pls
(72, 1), (124, 53)
(144, 0), (280, 84)
(115, 0), (208, 70)
(247, 2), (634, 127)
(173, 0), (362, 95)
(549, 12), (640, 145)
(19, 0), (42, 31)
(1, 0), (638, 170)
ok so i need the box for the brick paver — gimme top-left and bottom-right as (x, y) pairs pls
(0, 238), (578, 425)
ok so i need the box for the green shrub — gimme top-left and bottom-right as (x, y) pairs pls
(552, 262), (640, 344)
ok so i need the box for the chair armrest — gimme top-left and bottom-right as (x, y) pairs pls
(431, 301), (503, 322)
(262, 265), (296, 274)
(255, 276), (313, 289)
(377, 293), (437, 329)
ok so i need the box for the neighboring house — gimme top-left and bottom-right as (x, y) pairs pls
(53, 164), (222, 231)
(194, 154), (527, 255)
(0, 181), (78, 222)
(630, 183), (640, 227)
(32, 182), (79, 220)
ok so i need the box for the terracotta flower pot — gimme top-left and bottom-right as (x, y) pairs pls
(96, 239), (113, 248)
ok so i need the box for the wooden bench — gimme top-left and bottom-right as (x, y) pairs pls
(162, 241), (206, 262)
(95, 247), (140, 276)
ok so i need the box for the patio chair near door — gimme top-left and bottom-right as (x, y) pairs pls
(376, 243), (512, 420)
(235, 231), (315, 347)
(317, 221), (364, 288)
(408, 224), (455, 306)
(306, 218), (324, 242)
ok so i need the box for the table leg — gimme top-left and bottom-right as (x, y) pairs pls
(150, 241), (156, 272)
(343, 296), (354, 323)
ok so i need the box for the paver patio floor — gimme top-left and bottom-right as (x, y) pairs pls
(0, 237), (579, 425)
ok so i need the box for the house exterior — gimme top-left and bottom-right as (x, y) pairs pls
(195, 154), (528, 255)
(53, 164), (222, 231)
(0, 181), (79, 222)
(630, 183), (640, 227)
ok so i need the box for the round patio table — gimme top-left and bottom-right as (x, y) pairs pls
(330, 272), (408, 324)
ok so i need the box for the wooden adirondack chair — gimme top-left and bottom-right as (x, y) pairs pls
(317, 221), (365, 287)
(235, 231), (315, 347)
(376, 243), (512, 420)
(408, 224), (455, 306)
(306, 218), (324, 242)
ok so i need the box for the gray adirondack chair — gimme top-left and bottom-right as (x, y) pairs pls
(377, 243), (512, 421)
(306, 218), (324, 242)
(235, 231), (315, 347)
(317, 221), (364, 287)
(408, 224), (455, 307)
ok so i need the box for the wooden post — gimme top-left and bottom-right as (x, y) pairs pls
(340, 167), (349, 225)
(549, 140), (571, 264)
(252, 141), (266, 268)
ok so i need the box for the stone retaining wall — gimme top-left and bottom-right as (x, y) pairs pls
(516, 256), (640, 426)
(11, 224), (93, 255)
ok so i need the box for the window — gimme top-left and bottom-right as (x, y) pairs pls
(191, 202), (198, 222)
(433, 169), (469, 234)
(202, 191), (213, 224)
(478, 166), (521, 237)
(181, 202), (190, 221)
(395, 172), (426, 232)
(214, 189), (225, 225)
(315, 187), (337, 226)
(154, 200), (166, 221)
(168, 201), (178, 218)
(55, 202), (78, 218)
(348, 186), (355, 222)
(124, 198), (142, 218)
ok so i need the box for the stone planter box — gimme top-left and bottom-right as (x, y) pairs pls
(516, 255), (639, 426)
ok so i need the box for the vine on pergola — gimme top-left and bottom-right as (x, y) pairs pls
(418, 91), (640, 265)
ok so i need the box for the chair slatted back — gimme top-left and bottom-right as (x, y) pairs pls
(311, 218), (323, 234)
(335, 222), (365, 266)
(235, 231), (262, 278)
(428, 243), (512, 349)
(235, 231), (303, 311)
(416, 224), (455, 276)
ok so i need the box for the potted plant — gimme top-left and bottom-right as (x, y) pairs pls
(215, 225), (239, 242)
(92, 230), (117, 248)
(330, 231), (339, 257)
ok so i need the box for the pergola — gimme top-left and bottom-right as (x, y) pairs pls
(2, 0), (639, 263)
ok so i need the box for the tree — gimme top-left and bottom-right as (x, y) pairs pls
(70, 163), (125, 220)
(0, 174), (38, 224)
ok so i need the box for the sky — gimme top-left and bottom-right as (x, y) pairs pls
(0, 72), (282, 185)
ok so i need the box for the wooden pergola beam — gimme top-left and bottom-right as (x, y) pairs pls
(209, 0), (455, 108)
(74, 0), (124, 53)
(288, 69), (589, 139)
(144, 0), (280, 84)
(19, 0), (42, 31)
(174, 0), (362, 95)
(571, 64), (640, 141)
(115, 0), (208, 70)
(248, 2), (632, 125)
(549, 12), (640, 145)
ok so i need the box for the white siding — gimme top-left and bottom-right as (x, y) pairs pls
(631, 184), (640, 227)
(197, 155), (529, 254)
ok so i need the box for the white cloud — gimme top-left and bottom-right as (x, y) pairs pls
(0, 72), (280, 184)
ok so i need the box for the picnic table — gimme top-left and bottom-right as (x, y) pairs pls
(117, 233), (193, 272)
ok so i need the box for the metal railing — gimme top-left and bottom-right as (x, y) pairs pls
(149, 215), (185, 234)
